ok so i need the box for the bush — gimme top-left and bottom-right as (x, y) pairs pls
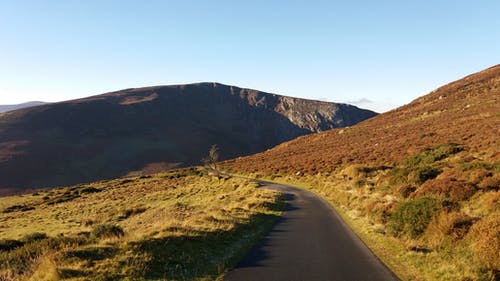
(461, 161), (500, 172)
(388, 197), (441, 238)
(76, 186), (102, 194)
(408, 166), (441, 184)
(403, 143), (463, 167)
(2, 204), (35, 213)
(91, 224), (125, 239)
(390, 143), (463, 186)
(413, 178), (477, 201)
(390, 166), (441, 186)
(21, 232), (48, 243)
(117, 207), (147, 221)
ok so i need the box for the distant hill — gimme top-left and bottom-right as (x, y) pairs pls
(0, 82), (376, 194)
(0, 101), (47, 113)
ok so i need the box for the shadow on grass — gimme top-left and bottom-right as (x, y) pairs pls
(126, 212), (281, 280)
(63, 246), (119, 261)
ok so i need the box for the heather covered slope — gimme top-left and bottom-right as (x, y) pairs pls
(227, 65), (499, 173)
(225, 65), (500, 280)
(0, 83), (376, 194)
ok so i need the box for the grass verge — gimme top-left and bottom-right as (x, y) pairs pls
(0, 167), (285, 280)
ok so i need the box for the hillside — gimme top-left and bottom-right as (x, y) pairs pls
(227, 65), (499, 173)
(0, 83), (376, 194)
(0, 102), (48, 113)
(225, 65), (500, 280)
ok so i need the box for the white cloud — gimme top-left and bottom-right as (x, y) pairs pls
(341, 98), (399, 113)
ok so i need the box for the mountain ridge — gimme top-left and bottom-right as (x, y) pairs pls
(0, 82), (377, 194)
(0, 101), (48, 113)
(226, 65), (500, 173)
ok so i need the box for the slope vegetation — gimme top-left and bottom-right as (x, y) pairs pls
(0, 83), (376, 194)
(225, 65), (500, 280)
(0, 168), (283, 280)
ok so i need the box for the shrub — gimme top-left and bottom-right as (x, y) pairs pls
(117, 207), (147, 221)
(467, 214), (500, 270)
(390, 143), (463, 186)
(77, 186), (102, 194)
(21, 232), (48, 243)
(388, 197), (441, 238)
(461, 161), (500, 172)
(2, 204), (35, 213)
(403, 143), (463, 167)
(390, 166), (441, 186)
(413, 178), (477, 201)
(408, 166), (441, 184)
(91, 224), (125, 239)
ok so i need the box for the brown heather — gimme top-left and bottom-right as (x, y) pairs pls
(226, 65), (499, 174)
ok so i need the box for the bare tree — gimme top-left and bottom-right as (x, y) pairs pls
(203, 144), (221, 179)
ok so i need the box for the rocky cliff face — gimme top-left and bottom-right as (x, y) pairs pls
(0, 83), (376, 193)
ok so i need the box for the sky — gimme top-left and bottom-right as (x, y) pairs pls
(1, 1), (499, 112)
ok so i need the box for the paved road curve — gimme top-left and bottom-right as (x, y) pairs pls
(224, 181), (399, 281)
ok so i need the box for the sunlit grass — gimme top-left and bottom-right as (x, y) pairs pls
(0, 167), (284, 280)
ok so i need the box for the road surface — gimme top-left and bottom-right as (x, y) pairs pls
(224, 181), (399, 281)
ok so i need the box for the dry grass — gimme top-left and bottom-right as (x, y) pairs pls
(467, 213), (500, 270)
(0, 168), (283, 280)
(242, 169), (498, 281)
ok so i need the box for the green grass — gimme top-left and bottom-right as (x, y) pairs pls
(0, 167), (284, 280)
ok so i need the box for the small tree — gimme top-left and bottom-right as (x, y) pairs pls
(203, 144), (221, 179)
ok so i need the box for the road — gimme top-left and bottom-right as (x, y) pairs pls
(223, 181), (399, 281)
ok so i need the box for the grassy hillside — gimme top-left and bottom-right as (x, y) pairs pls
(225, 65), (500, 280)
(0, 168), (283, 280)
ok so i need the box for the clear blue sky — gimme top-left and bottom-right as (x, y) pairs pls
(1, 1), (499, 112)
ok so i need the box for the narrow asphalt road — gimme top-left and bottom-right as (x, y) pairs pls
(224, 181), (399, 281)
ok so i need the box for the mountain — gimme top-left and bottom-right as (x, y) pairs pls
(0, 82), (376, 194)
(224, 65), (500, 280)
(226, 65), (500, 173)
(0, 101), (48, 113)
